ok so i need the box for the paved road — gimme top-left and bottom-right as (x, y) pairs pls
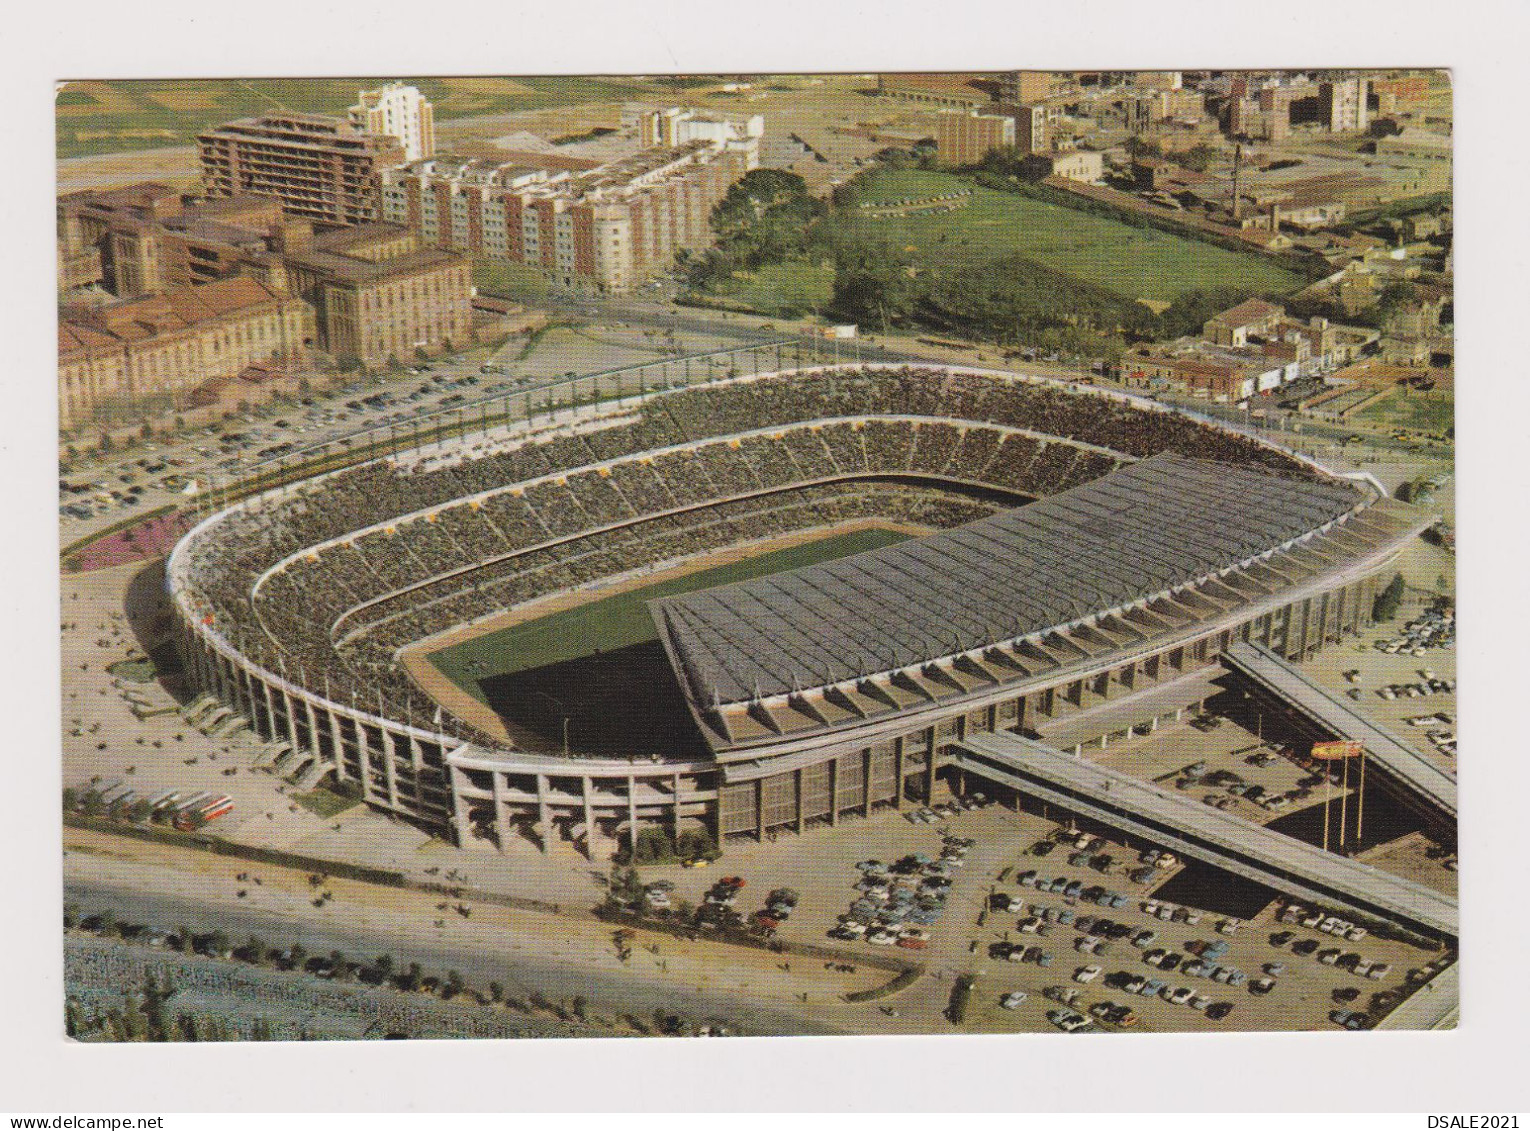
(65, 878), (842, 1038)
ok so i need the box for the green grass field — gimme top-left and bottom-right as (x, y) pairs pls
(706, 259), (836, 318)
(57, 76), (656, 160)
(835, 169), (1306, 304)
(1354, 388), (1455, 435)
(428, 527), (912, 699)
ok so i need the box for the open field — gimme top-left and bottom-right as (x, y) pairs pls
(427, 525), (913, 692)
(1353, 388), (1455, 435)
(833, 168), (1308, 303)
(703, 259), (836, 317)
(56, 75), (657, 159)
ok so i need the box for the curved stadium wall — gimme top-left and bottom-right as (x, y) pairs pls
(168, 364), (1430, 854)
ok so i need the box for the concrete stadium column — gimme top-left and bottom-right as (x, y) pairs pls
(673, 773), (683, 843)
(494, 772), (512, 852)
(328, 709), (346, 781)
(829, 758), (840, 827)
(581, 776), (595, 860)
(753, 779), (765, 842)
(447, 765), (474, 847)
(279, 686), (301, 748)
(383, 731), (401, 809)
(795, 768), (805, 834)
(924, 729), (938, 804)
(258, 681), (279, 746)
(629, 777), (642, 854)
(893, 737), (906, 808)
(303, 697), (323, 758)
(536, 773), (551, 854)
(864, 748), (874, 816)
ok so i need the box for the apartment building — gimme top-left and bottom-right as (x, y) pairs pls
(58, 276), (313, 429)
(349, 82), (436, 163)
(935, 109), (1015, 166)
(1320, 77), (1370, 133)
(631, 106), (763, 169)
(197, 113), (406, 225)
(284, 224), (472, 369)
(997, 71), (1058, 105)
(381, 140), (749, 292)
(60, 187), (299, 298)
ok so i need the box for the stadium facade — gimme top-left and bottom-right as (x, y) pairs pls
(168, 363), (1433, 855)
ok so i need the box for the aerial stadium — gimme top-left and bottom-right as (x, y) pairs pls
(167, 361), (1436, 859)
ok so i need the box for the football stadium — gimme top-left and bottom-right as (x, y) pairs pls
(167, 362), (1436, 860)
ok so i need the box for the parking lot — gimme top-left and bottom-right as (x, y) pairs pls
(600, 771), (1449, 1034)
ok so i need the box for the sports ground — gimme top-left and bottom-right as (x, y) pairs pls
(412, 524), (916, 755)
(835, 168), (1306, 303)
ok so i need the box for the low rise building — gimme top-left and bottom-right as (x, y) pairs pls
(284, 224), (473, 370)
(1029, 149), (1103, 183)
(630, 106), (763, 168)
(59, 276), (313, 429)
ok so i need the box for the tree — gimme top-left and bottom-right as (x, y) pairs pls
(1373, 573), (1406, 622)
(829, 239), (919, 331)
(631, 826), (673, 865)
(442, 969), (465, 999)
(141, 972), (168, 1041)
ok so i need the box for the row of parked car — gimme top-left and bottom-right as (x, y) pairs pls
(828, 836), (974, 948)
(903, 793), (991, 825)
(1277, 903), (1372, 941)
(1098, 969), (1236, 1021)
(1374, 606), (1454, 655)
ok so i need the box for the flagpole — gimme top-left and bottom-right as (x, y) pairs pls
(1322, 751), (1331, 854)
(1339, 746), (1350, 851)
(1356, 747), (1367, 846)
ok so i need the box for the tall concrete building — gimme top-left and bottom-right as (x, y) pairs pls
(936, 109), (1016, 166)
(998, 70), (1057, 105)
(349, 82), (436, 163)
(197, 113), (406, 226)
(1321, 77), (1370, 133)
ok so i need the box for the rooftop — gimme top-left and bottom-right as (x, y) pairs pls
(651, 453), (1363, 707)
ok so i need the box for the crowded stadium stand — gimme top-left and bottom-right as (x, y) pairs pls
(168, 364), (1434, 854)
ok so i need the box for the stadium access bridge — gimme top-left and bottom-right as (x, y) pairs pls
(951, 731), (1457, 942)
(1222, 641), (1457, 828)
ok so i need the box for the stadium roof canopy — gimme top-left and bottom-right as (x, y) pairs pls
(650, 453), (1364, 706)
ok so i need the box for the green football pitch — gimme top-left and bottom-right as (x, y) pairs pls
(427, 526), (913, 701)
